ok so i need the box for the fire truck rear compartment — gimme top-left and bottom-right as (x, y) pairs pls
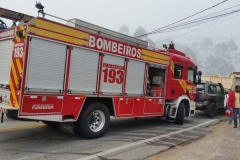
(0, 39), (13, 105)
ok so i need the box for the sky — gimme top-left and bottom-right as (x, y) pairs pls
(1, 0), (240, 44)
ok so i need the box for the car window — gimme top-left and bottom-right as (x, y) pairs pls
(216, 85), (222, 94)
(208, 85), (217, 94)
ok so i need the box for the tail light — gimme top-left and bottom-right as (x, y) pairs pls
(205, 94), (209, 99)
(0, 95), (2, 102)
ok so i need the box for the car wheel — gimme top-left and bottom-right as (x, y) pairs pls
(205, 103), (216, 118)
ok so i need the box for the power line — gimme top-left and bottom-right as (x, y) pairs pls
(137, 0), (230, 37)
(132, 3), (240, 36)
(149, 9), (240, 34)
(153, 13), (240, 45)
(173, 3), (240, 26)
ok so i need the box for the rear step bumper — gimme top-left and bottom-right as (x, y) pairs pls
(0, 103), (18, 114)
(0, 103), (18, 123)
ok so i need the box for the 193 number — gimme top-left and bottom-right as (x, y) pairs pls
(14, 47), (23, 58)
(103, 68), (124, 84)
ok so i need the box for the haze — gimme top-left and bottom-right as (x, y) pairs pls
(1, 0), (240, 75)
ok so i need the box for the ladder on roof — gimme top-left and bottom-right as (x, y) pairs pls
(0, 7), (34, 23)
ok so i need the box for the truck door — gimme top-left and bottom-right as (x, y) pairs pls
(144, 64), (165, 115)
(170, 63), (184, 99)
(216, 84), (224, 107)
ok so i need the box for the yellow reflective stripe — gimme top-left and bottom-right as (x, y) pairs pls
(32, 19), (89, 40)
(9, 79), (19, 108)
(16, 59), (22, 73)
(11, 62), (18, 87)
(141, 55), (169, 65)
(171, 61), (174, 73)
(29, 27), (88, 46)
(178, 80), (187, 93)
(142, 49), (169, 61)
(183, 81), (188, 91)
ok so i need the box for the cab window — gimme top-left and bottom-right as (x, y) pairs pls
(188, 67), (195, 83)
(174, 64), (183, 79)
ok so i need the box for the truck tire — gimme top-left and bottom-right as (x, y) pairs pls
(74, 102), (110, 139)
(176, 102), (185, 125)
(205, 103), (216, 118)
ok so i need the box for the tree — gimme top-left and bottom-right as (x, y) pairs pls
(227, 39), (238, 60)
(133, 26), (147, 40)
(119, 25), (129, 35)
(204, 41), (235, 76)
(233, 52), (240, 65)
(200, 37), (213, 50)
(147, 38), (156, 48)
(133, 26), (156, 48)
(191, 42), (199, 49)
(227, 39), (238, 51)
(184, 47), (197, 62)
(183, 47), (203, 70)
(155, 38), (163, 49)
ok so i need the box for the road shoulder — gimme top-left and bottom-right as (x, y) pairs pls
(147, 121), (240, 160)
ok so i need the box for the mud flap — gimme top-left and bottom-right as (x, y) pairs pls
(1, 112), (4, 123)
(60, 122), (74, 134)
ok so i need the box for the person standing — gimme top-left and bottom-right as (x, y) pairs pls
(228, 85), (240, 128)
(224, 89), (232, 124)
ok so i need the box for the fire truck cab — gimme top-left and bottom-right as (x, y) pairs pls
(0, 7), (201, 139)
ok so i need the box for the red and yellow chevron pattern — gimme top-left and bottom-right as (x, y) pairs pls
(9, 26), (25, 108)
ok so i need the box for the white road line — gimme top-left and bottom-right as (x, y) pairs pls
(76, 119), (219, 160)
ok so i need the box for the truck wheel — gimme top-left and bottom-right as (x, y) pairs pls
(74, 102), (110, 139)
(205, 103), (216, 118)
(176, 102), (185, 125)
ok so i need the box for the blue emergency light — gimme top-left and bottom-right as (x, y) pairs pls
(0, 19), (7, 30)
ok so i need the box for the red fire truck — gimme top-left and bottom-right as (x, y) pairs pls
(0, 6), (201, 138)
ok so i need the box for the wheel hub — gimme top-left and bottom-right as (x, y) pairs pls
(88, 110), (105, 132)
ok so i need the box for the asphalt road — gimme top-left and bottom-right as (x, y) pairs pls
(0, 111), (224, 160)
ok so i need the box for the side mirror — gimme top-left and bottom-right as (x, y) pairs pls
(197, 71), (202, 84)
(198, 71), (202, 76)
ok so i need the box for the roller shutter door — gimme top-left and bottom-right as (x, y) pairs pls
(68, 47), (99, 94)
(125, 60), (145, 96)
(26, 38), (67, 92)
(0, 39), (13, 85)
